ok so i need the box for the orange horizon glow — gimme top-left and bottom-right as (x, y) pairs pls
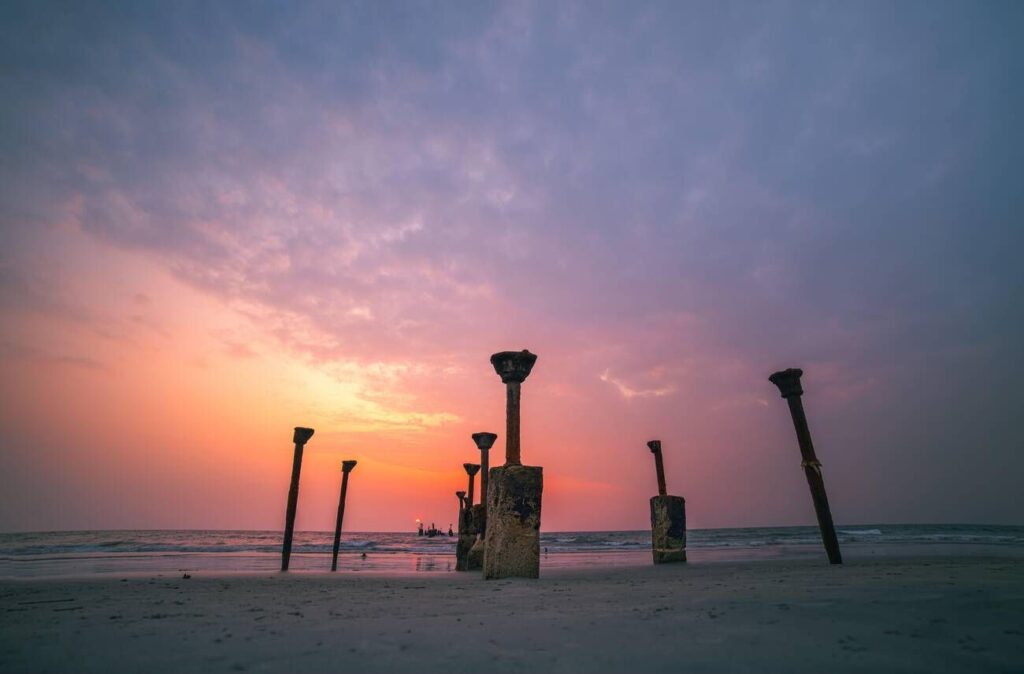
(3, 2), (1021, 535)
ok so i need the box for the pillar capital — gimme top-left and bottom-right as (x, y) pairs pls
(292, 427), (315, 445)
(490, 350), (537, 384)
(472, 432), (498, 450)
(341, 460), (357, 473)
(456, 490), (466, 502)
(463, 463), (481, 476)
(769, 368), (804, 398)
(647, 440), (662, 454)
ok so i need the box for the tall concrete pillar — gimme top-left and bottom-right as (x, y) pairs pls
(647, 440), (686, 564)
(484, 350), (542, 580)
(281, 426), (314, 572)
(330, 460), (357, 572)
(769, 368), (843, 564)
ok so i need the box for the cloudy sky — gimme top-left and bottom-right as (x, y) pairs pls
(1, 1), (1021, 533)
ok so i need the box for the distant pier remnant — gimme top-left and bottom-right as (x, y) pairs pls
(281, 426), (314, 572)
(468, 432), (498, 569)
(647, 440), (686, 564)
(330, 460), (358, 572)
(484, 350), (542, 580)
(769, 368), (843, 565)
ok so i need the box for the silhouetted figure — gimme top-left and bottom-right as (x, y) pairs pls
(769, 368), (843, 565)
(281, 426), (314, 572)
(448, 524), (454, 537)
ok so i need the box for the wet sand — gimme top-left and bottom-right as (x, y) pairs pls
(2, 555), (1022, 673)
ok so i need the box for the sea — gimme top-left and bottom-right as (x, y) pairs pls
(1, 524), (1021, 579)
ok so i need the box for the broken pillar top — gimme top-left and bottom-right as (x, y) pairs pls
(293, 427), (315, 444)
(472, 432), (498, 450)
(463, 463), (481, 476)
(490, 350), (538, 384)
(341, 460), (357, 473)
(647, 440), (662, 454)
(769, 368), (804, 398)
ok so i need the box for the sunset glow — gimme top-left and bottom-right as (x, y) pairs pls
(1, 1), (1021, 535)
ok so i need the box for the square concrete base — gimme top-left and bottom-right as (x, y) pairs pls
(650, 494), (686, 564)
(455, 505), (483, 572)
(468, 536), (485, 570)
(483, 465), (542, 579)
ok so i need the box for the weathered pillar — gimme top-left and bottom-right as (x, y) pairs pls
(769, 368), (843, 565)
(472, 432), (498, 523)
(457, 464), (482, 570)
(647, 440), (686, 564)
(330, 460), (358, 572)
(281, 426), (314, 572)
(468, 432), (498, 568)
(484, 350), (542, 580)
(456, 495), (481, 572)
(464, 463), (480, 506)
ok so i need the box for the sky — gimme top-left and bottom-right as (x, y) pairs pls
(1, 1), (1022, 533)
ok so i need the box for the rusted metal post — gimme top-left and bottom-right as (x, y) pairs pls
(330, 460), (358, 572)
(464, 463), (480, 506)
(282, 426), (314, 572)
(769, 368), (843, 565)
(490, 351), (537, 465)
(648, 440), (668, 496)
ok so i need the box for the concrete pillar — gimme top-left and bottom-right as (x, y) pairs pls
(647, 440), (686, 564)
(650, 494), (687, 563)
(281, 426), (314, 572)
(484, 350), (542, 579)
(468, 434), (496, 571)
(769, 368), (843, 564)
(456, 502), (481, 572)
(330, 460), (357, 572)
(464, 463), (480, 506)
(472, 432), (497, 528)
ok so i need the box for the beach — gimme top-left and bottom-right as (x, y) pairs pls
(3, 551), (1022, 673)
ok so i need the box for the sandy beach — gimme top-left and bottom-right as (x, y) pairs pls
(2, 553), (1022, 673)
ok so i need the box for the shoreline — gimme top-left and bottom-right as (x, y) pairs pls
(2, 542), (1022, 581)
(2, 554), (1022, 672)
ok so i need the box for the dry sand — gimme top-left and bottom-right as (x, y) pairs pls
(2, 555), (1022, 673)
